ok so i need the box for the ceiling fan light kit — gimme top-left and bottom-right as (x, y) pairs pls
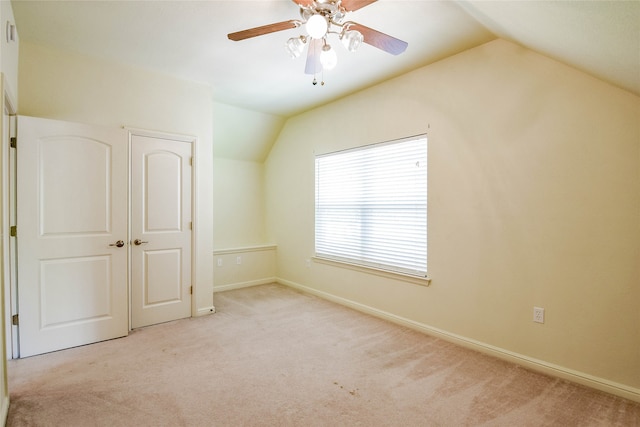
(341, 29), (364, 52)
(285, 35), (307, 58)
(320, 43), (338, 70)
(228, 0), (408, 86)
(306, 13), (329, 38)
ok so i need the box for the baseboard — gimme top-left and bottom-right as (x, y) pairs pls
(213, 277), (277, 293)
(0, 395), (8, 427)
(196, 306), (216, 316)
(277, 277), (640, 403)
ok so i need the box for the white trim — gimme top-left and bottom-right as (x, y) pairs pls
(127, 127), (201, 321)
(123, 126), (197, 143)
(0, 394), (8, 427)
(213, 244), (277, 256)
(214, 277), (277, 293)
(277, 277), (640, 403)
(1, 74), (17, 362)
(312, 256), (430, 286)
(190, 134), (199, 318)
(0, 74), (14, 422)
(315, 135), (428, 277)
(196, 306), (216, 316)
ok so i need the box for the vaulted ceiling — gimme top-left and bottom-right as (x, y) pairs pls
(12, 0), (639, 119)
(10, 1), (640, 162)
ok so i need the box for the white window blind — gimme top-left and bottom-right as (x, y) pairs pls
(315, 135), (427, 277)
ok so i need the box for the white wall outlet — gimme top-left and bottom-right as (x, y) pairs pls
(217, 258), (223, 267)
(306, 259), (311, 268)
(236, 256), (242, 265)
(533, 307), (545, 324)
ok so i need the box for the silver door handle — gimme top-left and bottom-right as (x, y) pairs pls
(133, 239), (149, 246)
(109, 240), (125, 248)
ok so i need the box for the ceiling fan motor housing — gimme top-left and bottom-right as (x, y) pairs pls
(300, 0), (346, 27)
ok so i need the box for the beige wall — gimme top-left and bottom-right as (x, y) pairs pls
(265, 40), (640, 396)
(211, 102), (283, 289)
(212, 158), (275, 290)
(18, 41), (215, 314)
(213, 157), (266, 249)
(212, 245), (276, 291)
(1, 0), (19, 102)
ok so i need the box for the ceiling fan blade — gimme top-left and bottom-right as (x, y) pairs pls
(305, 38), (323, 75)
(341, 0), (377, 12)
(347, 23), (408, 55)
(228, 20), (300, 41)
(291, 0), (314, 7)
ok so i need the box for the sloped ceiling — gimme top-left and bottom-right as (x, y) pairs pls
(213, 101), (287, 162)
(459, 1), (640, 97)
(11, 0), (640, 161)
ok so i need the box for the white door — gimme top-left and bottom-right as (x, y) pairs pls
(130, 133), (192, 329)
(17, 116), (129, 357)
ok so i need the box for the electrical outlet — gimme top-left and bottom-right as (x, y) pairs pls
(236, 256), (242, 265)
(217, 258), (223, 267)
(533, 307), (545, 324)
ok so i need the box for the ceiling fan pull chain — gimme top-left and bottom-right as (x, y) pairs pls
(312, 37), (319, 86)
(320, 41), (325, 86)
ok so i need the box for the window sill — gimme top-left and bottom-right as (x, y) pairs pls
(312, 256), (431, 287)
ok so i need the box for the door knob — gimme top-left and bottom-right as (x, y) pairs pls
(134, 239), (149, 246)
(109, 240), (125, 248)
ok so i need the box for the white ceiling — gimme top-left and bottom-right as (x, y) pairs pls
(11, 0), (640, 118)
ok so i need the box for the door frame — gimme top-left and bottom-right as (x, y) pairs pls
(126, 127), (197, 327)
(2, 76), (17, 359)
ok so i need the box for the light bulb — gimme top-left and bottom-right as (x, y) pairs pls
(320, 44), (337, 70)
(285, 36), (306, 58)
(306, 14), (328, 39)
(341, 30), (364, 52)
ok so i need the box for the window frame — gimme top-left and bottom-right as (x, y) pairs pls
(314, 134), (429, 285)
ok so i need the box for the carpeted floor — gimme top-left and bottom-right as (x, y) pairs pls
(6, 283), (640, 426)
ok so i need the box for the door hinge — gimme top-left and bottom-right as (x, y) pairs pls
(190, 157), (193, 166)
(11, 314), (18, 326)
(189, 221), (192, 230)
(10, 137), (16, 148)
(190, 286), (193, 295)
(10, 226), (16, 237)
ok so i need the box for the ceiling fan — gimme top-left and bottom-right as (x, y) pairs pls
(227, 0), (408, 85)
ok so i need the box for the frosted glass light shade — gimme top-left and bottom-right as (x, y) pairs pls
(320, 45), (337, 70)
(306, 14), (328, 39)
(342, 30), (364, 52)
(285, 37), (306, 58)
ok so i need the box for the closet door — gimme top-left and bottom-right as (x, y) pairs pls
(16, 116), (128, 357)
(130, 132), (192, 329)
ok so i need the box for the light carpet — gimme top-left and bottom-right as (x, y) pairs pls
(6, 283), (640, 426)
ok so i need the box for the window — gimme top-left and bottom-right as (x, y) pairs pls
(315, 135), (427, 278)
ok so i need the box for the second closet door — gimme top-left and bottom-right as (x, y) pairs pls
(130, 133), (193, 329)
